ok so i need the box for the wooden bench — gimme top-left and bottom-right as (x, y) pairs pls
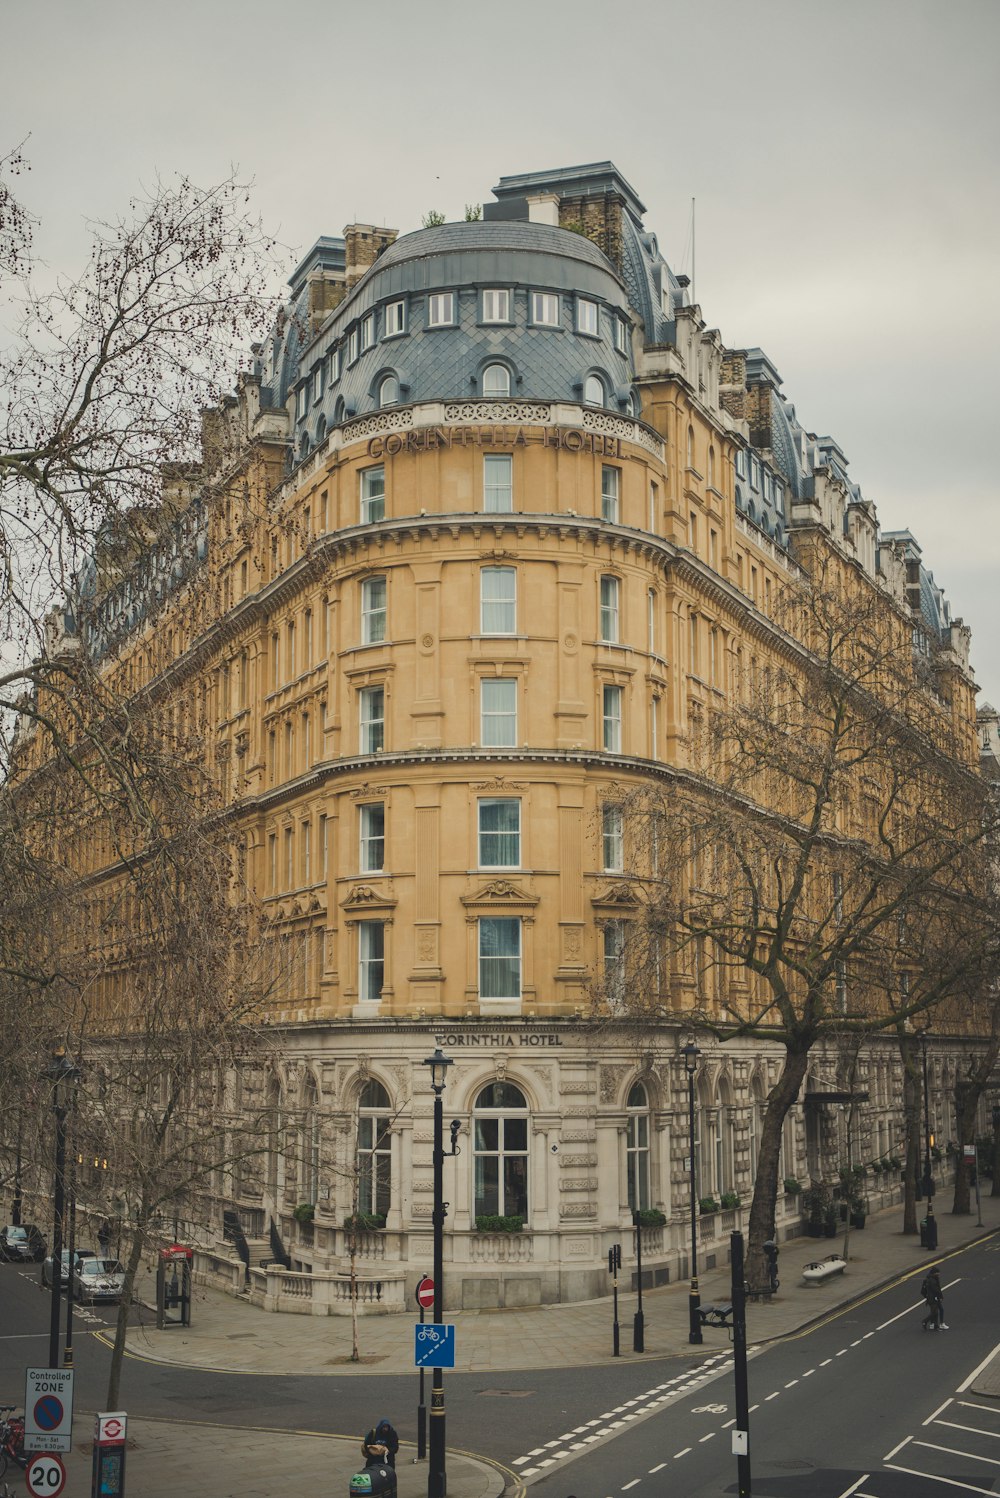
(699, 1301), (734, 1328)
(802, 1254), (846, 1285)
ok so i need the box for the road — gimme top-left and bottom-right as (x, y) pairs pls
(3, 1241), (1000, 1495)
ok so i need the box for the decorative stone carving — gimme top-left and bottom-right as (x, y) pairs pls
(494, 1056), (508, 1083)
(416, 928), (437, 962)
(559, 1178), (598, 1192)
(444, 401), (551, 424)
(600, 1065), (631, 1103)
(342, 884), (397, 912)
(562, 1081), (596, 1095)
(461, 879), (539, 909)
(350, 783), (390, 800)
(470, 775), (526, 792)
(581, 407), (664, 459)
(342, 408), (414, 444)
(559, 1203), (597, 1219)
(560, 1155), (597, 1168)
(591, 882), (641, 909)
(564, 1237), (594, 1257)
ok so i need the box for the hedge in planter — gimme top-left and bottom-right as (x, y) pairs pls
(344, 1212), (386, 1231)
(635, 1208), (667, 1227)
(474, 1214), (524, 1233)
(699, 1196), (720, 1215)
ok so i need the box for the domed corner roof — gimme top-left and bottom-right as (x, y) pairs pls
(770, 397), (805, 503)
(375, 219), (619, 277)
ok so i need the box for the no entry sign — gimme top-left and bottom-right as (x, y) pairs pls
(416, 1276), (435, 1310)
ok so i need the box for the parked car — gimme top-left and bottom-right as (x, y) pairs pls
(72, 1257), (126, 1303)
(0, 1225), (46, 1262)
(40, 1249), (96, 1288)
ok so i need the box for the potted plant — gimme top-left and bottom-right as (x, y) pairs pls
(824, 1205), (838, 1238)
(292, 1201), (315, 1225)
(699, 1196), (720, 1216)
(849, 1196), (867, 1229)
(783, 1177), (802, 1198)
(635, 1208), (667, 1228)
(720, 1191), (740, 1210)
(802, 1184), (829, 1238)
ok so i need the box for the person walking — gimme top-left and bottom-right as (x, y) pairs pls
(97, 1219), (111, 1258)
(922, 1266), (948, 1330)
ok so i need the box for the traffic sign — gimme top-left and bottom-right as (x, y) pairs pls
(414, 1323), (455, 1368)
(23, 1369), (74, 1454)
(26, 1452), (66, 1497)
(416, 1276), (435, 1310)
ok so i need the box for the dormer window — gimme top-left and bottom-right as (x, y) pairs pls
(482, 364), (510, 398)
(427, 292), (456, 327)
(585, 374), (605, 407)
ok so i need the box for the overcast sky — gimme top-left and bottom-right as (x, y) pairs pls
(4, 0), (998, 705)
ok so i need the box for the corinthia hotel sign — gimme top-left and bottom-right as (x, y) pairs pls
(368, 425), (623, 458)
(434, 1032), (565, 1048)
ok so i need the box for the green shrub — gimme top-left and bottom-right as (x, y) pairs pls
(343, 1212), (386, 1232)
(783, 1177), (802, 1195)
(635, 1208), (667, 1227)
(720, 1191), (741, 1210)
(474, 1214), (524, 1233)
(293, 1202), (315, 1224)
(699, 1196), (720, 1215)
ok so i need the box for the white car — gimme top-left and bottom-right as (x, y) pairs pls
(72, 1257), (126, 1303)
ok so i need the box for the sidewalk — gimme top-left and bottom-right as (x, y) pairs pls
(118, 1195), (1000, 1378)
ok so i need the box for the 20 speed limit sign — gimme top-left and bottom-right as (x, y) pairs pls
(26, 1453), (66, 1497)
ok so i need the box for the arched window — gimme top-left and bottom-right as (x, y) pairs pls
(626, 1082), (651, 1211)
(315, 415), (327, 447)
(473, 1082), (528, 1222)
(482, 363), (510, 398)
(357, 1080), (392, 1219)
(299, 433), (311, 461)
(378, 374), (399, 409)
(708, 446), (716, 486)
(584, 374), (605, 407)
(333, 396), (346, 424)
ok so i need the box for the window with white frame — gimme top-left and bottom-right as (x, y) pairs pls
(329, 346), (342, 384)
(295, 383), (309, 420)
(482, 363), (510, 398)
(478, 918), (522, 1002)
(359, 802), (385, 872)
(312, 364), (324, 403)
(358, 921), (384, 1003)
(383, 299), (406, 337)
(577, 298), (599, 336)
(602, 803), (623, 872)
(481, 288), (510, 323)
(480, 678), (516, 746)
(361, 576), (387, 644)
(531, 291), (559, 325)
(378, 374), (399, 409)
(626, 1081), (651, 1211)
(484, 453), (512, 512)
(357, 1080), (391, 1218)
(735, 448), (747, 480)
(603, 921), (626, 1006)
(584, 374), (605, 407)
(359, 685), (385, 753)
(599, 576), (620, 642)
(361, 465), (385, 523)
(361, 313), (375, 351)
(602, 684), (622, 751)
(478, 798), (520, 868)
(427, 291), (455, 326)
(348, 326), (360, 363)
(473, 1081), (528, 1219)
(480, 566), (516, 634)
(601, 465), (620, 522)
(615, 316), (629, 354)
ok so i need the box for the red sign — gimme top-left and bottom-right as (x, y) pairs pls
(416, 1276), (435, 1310)
(26, 1453), (66, 1497)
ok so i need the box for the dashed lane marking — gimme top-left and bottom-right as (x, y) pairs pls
(622, 1480), (640, 1489)
(648, 1463), (667, 1473)
(673, 1446), (691, 1459)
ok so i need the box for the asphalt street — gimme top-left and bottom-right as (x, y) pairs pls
(4, 1239), (1000, 1495)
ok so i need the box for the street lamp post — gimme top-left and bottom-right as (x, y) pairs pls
(682, 1040), (703, 1345)
(423, 1048), (459, 1498)
(46, 1049), (80, 1370)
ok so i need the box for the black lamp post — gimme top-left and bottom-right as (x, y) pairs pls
(921, 1035), (937, 1251)
(682, 1039), (703, 1345)
(423, 1047), (458, 1498)
(47, 1049), (80, 1369)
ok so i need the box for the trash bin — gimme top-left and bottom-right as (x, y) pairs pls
(919, 1217), (939, 1250)
(350, 1467), (397, 1498)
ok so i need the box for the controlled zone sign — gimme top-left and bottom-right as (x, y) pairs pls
(414, 1323), (455, 1368)
(26, 1452), (66, 1497)
(23, 1368), (74, 1453)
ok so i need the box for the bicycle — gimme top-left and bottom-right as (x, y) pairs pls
(0, 1407), (27, 1479)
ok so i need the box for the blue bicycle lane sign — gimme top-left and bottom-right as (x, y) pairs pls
(414, 1323), (456, 1368)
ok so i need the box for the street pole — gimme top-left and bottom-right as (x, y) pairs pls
(64, 1137), (77, 1367)
(921, 1037), (937, 1251)
(731, 1231), (751, 1497)
(423, 1048), (455, 1498)
(48, 1092), (67, 1369)
(12, 1107), (23, 1226)
(417, 1304), (427, 1459)
(609, 1244), (621, 1356)
(683, 1040), (703, 1344)
(632, 1211), (645, 1352)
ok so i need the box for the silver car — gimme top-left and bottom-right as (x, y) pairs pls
(41, 1248), (96, 1288)
(72, 1256), (126, 1303)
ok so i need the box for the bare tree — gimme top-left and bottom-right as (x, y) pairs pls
(604, 555), (992, 1287)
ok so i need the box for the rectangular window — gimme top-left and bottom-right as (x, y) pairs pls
(312, 364), (324, 403)
(480, 566), (516, 634)
(689, 613), (699, 674)
(709, 628), (719, 686)
(688, 510), (698, 549)
(709, 528), (718, 570)
(268, 832), (277, 890)
(360, 802), (385, 873)
(301, 711), (310, 767)
(359, 922), (385, 1003)
(287, 621), (296, 678)
(479, 917), (521, 1000)
(360, 685), (385, 754)
(735, 448), (747, 480)
(302, 820), (311, 882)
(481, 678), (517, 747)
(384, 299), (406, 337)
(284, 826), (294, 888)
(531, 291), (559, 326)
(319, 814), (328, 877)
(832, 872), (844, 923)
(601, 465), (620, 522)
(482, 288), (510, 323)
(615, 317), (629, 354)
(361, 312), (375, 351)
(577, 298), (599, 336)
(303, 607), (312, 662)
(361, 465), (385, 523)
(296, 383), (309, 420)
(647, 589), (656, 653)
(329, 347), (341, 384)
(348, 327), (360, 363)
(599, 576), (620, 643)
(750, 456), (760, 490)
(604, 921), (626, 1006)
(602, 684), (622, 752)
(835, 960), (848, 1014)
(602, 804), (623, 872)
(478, 798), (520, 868)
(484, 453), (513, 513)
(427, 291), (455, 326)
(648, 481), (658, 532)
(361, 576), (387, 644)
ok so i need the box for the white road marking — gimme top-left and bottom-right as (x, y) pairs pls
(621, 1480), (640, 1490)
(862, 1331), (875, 1339)
(673, 1447), (691, 1459)
(923, 1398), (953, 1426)
(749, 1403), (759, 1412)
(883, 1436), (912, 1461)
(765, 1392), (779, 1401)
(722, 1419), (736, 1428)
(836, 1348), (849, 1356)
(877, 1300), (924, 1330)
(935, 1419), (1000, 1440)
(834, 1478), (871, 1498)
(648, 1463), (666, 1473)
(785, 1380), (799, 1388)
(820, 1357), (833, 1366)
(699, 1432), (715, 1443)
(803, 1368), (815, 1377)
(885, 1463), (995, 1494)
(956, 1400), (1000, 1415)
(912, 1439), (1000, 1468)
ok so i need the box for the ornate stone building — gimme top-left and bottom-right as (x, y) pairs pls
(19, 162), (984, 1311)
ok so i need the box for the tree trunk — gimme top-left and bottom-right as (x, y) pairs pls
(107, 1215), (147, 1409)
(746, 1043), (810, 1290)
(900, 1037), (921, 1235)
